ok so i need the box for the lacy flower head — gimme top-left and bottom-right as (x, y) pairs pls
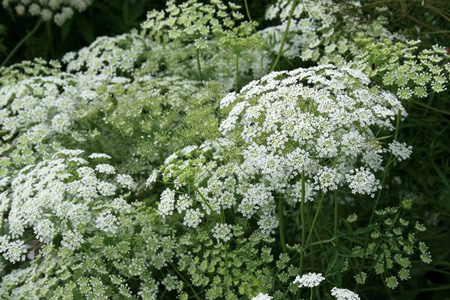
(157, 65), (410, 236)
(0, 73), (114, 175)
(263, 0), (449, 100)
(0, 58), (61, 86)
(219, 65), (408, 197)
(2, 0), (93, 26)
(263, 0), (398, 64)
(0, 149), (133, 263)
(142, 0), (251, 46)
(351, 38), (449, 100)
(293, 272), (325, 288)
(62, 33), (150, 78)
(141, 0), (262, 89)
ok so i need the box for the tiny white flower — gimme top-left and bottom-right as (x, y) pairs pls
(293, 272), (325, 288)
(251, 293), (273, 300)
(212, 223), (233, 242)
(330, 287), (360, 300)
(158, 188), (176, 218)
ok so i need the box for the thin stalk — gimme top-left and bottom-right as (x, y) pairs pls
(191, 184), (216, 217)
(45, 22), (55, 58)
(235, 53), (240, 92)
(195, 48), (203, 81)
(299, 171), (306, 273)
(244, 0), (252, 22)
(2, 19), (43, 67)
(310, 289), (314, 300)
(369, 110), (401, 225)
(304, 192), (325, 248)
(170, 263), (201, 300)
(224, 243), (230, 293)
(411, 99), (450, 117)
(357, 110), (402, 292)
(270, 0), (298, 71)
(278, 195), (287, 252)
(220, 209), (230, 293)
(420, 285), (450, 292)
(123, 0), (129, 26)
(334, 191), (338, 237)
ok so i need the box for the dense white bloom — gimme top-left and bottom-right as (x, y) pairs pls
(116, 174), (136, 190)
(0, 238), (27, 263)
(345, 168), (380, 197)
(63, 34), (149, 77)
(95, 211), (119, 233)
(158, 188), (176, 218)
(263, 0), (398, 64)
(95, 164), (116, 175)
(212, 223), (233, 242)
(161, 66), (409, 234)
(252, 293), (273, 300)
(183, 208), (204, 228)
(389, 141), (413, 161)
(34, 219), (55, 243)
(0, 150), (133, 262)
(263, 0), (448, 101)
(293, 272), (325, 288)
(0, 74), (116, 175)
(145, 170), (159, 187)
(89, 153), (112, 159)
(61, 230), (84, 250)
(331, 287), (360, 300)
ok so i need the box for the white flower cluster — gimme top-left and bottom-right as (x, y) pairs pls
(293, 272), (325, 288)
(291, 273), (360, 299)
(331, 287), (361, 300)
(159, 65), (409, 235)
(0, 71), (125, 177)
(140, 0), (264, 91)
(2, 0), (93, 26)
(263, 0), (449, 100)
(212, 223), (233, 242)
(142, 0), (247, 46)
(251, 293), (272, 300)
(0, 149), (133, 263)
(219, 65), (405, 197)
(264, 0), (398, 63)
(63, 33), (150, 77)
(388, 141), (413, 161)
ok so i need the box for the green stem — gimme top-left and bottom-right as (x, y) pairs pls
(270, 0), (298, 72)
(357, 110), (402, 292)
(278, 194), (287, 252)
(195, 48), (203, 81)
(235, 53), (239, 92)
(410, 99), (450, 117)
(310, 289), (314, 300)
(420, 285), (450, 292)
(45, 21), (55, 59)
(369, 110), (401, 225)
(2, 19), (43, 67)
(224, 243), (230, 293)
(305, 193), (325, 249)
(170, 263), (201, 300)
(244, 0), (252, 22)
(191, 184), (216, 217)
(300, 171), (306, 272)
(334, 191), (338, 237)
(123, 0), (129, 26)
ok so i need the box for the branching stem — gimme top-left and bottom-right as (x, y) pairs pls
(270, 0), (298, 71)
(2, 19), (43, 67)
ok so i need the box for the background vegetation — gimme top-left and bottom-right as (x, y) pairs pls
(0, 0), (449, 299)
